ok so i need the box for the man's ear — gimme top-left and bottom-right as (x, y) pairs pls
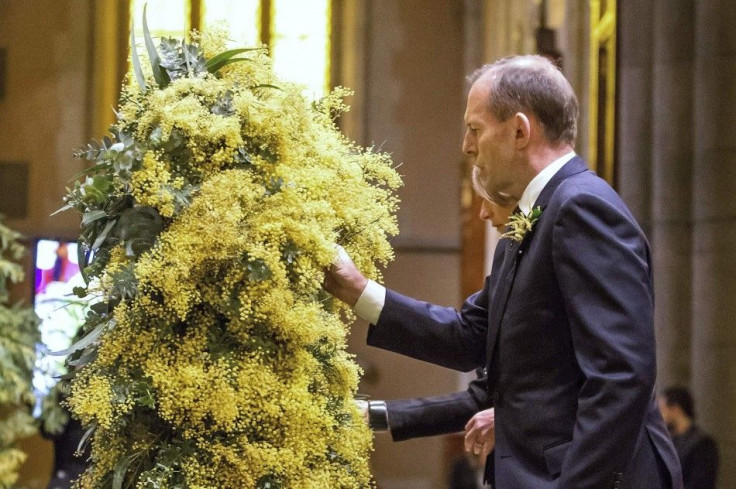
(513, 112), (531, 149)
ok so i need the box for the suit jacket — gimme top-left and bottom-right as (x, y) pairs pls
(672, 425), (719, 489)
(385, 250), (508, 442)
(367, 157), (683, 489)
(386, 375), (487, 442)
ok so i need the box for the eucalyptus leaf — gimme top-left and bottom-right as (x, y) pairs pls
(48, 321), (108, 357)
(81, 209), (107, 227)
(211, 90), (235, 116)
(149, 126), (163, 146)
(182, 39), (192, 76)
(50, 203), (73, 217)
(77, 422), (97, 454)
(92, 218), (117, 250)
(112, 452), (137, 489)
(68, 162), (111, 183)
(246, 258), (271, 281)
(162, 129), (184, 152)
(77, 239), (90, 284)
(158, 38), (182, 69)
(67, 348), (97, 368)
(234, 148), (253, 167)
(142, 4), (170, 88)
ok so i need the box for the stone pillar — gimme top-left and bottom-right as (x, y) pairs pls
(617, 0), (653, 233)
(692, 1), (736, 486)
(618, 0), (694, 389)
(651, 0), (696, 388)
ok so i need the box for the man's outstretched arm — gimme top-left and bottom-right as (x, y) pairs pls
(325, 246), (493, 371)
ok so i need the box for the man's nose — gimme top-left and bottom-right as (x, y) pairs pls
(462, 133), (475, 155)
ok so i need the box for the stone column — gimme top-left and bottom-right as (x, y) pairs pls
(618, 0), (693, 389)
(692, 1), (736, 486)
(617, 0), (653, 233)
(650, 0), (696, 388)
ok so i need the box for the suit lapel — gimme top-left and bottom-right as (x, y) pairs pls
(485, 156), (589, 367)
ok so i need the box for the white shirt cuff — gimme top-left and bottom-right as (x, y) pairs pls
(354, 279), (386, 325)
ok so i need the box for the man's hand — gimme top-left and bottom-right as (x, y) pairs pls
(464, 408), (495, 458)
(323, 245), (368, 307)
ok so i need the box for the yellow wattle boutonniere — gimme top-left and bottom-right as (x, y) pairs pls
(502, 206), (543, 242)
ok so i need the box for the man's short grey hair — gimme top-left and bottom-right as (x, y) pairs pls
(468, 55), (579, 146)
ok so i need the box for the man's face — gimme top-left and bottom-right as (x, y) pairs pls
(462, 79), (517, 203)
(657, 397), (676, 431)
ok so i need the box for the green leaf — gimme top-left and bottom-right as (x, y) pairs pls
(77, 239), (90, 284)
(251, 83), (282, 91)
(116, 206), (164, 257)
(205, 48), (260, 74)
(50, 203), (73, 217)
(81, 209), (107, 227)
(130, 19), (147, 90)
(92, 218), (117, 250)
(142, 4), (170, 88)
(77, 422), (96, 454)
(246, 258), (272, 281)
(67, 348), (97, 368)
(182, 38), (192, 76)
(68, 162), (111, 182)
(48, 320), (108, 357)
(113, 453), (137, 489)
(214, 57), (250, 71)
(72, 286), (88, 298)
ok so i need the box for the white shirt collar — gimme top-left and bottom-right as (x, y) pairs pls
(518, 151), (577, 214)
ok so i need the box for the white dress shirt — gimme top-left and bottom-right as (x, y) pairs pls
(354, 151), (577, 325)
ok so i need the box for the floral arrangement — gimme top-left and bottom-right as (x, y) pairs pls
(59, 13), (400, 489)
(501, 206), (542, 242)
(0, 217), (40, 489)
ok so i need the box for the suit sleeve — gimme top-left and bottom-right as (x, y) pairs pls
(366, 278), (491, 372)
(364, 245), (505, 372)
(552, 190), (657, 488)
(386, 377), (491, 441)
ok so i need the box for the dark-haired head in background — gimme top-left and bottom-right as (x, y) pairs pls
(659, 387), (719, 489)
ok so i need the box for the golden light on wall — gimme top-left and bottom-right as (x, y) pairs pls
(201, 0), (260, 47)
(588, 0), (616, 185)
(271, 0), (332, 98)
(130, 0), (190, 39)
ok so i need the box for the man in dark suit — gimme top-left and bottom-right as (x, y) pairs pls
(325, 55), (682, 488)
(658, 387), (719, 489)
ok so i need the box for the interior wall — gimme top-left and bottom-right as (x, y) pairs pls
(341, 1), (468, 487)
(0, 0), (92, 487)
(1, 0), (469, 488)
(0, 0), (91, 240)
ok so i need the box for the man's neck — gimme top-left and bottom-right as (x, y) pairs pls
(528, 144), (575, 175)
(510, 144), (574, 201)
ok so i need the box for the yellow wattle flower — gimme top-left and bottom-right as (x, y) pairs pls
(65, 25), (400, 489)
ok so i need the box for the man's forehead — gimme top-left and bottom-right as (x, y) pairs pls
(465, 82), (491, 120)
